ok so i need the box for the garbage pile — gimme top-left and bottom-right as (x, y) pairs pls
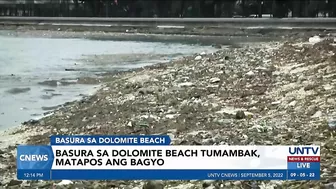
(1, 37), (336, 188)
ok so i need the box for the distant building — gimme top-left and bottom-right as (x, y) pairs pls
(0, 0), (74, 4)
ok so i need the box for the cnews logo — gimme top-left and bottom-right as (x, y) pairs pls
(20, 155), (49, 161)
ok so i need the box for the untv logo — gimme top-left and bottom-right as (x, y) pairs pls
(289, 146), (320, 155)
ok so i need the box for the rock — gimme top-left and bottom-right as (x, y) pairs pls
(212, 44), (222, 49)
(235, 110), (246, 119)
(5, 87), (31, 94)
(194, 56), (202, 60)
(202, 180), (215, 188)
(22, 119), (39, 125)
(311, 111), (322, 118)
(224, 56), (229, 60)
(65, 68), (76, 71)
(202, 182), (211, 188)
(209, 78), (220, 83)
(43, 89), (55, 92)
(7, 180), (22, 187)
(41, 106), (58, 111)
(40, 95), (53, 100)
(77, 77), (99, 85)
(307, 105), (318, 116)
(38, 80), (60, 87)
(304, 84), (318, 91)
(309, 36), (324, 43)
(200, 52), (206, 56)
(142, 181), (164, 189)
(51, 93), (62, 97)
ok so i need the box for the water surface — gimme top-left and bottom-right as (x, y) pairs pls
(0, 35), (216, 129)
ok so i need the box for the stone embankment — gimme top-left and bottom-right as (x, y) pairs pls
(1, 34), (336, 188)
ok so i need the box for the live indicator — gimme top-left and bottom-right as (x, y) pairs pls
(287, 162), (320, 170)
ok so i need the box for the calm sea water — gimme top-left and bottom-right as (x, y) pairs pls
(0, 35), (216, 130)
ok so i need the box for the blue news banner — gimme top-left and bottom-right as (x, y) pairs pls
(17, 135), (320, 180)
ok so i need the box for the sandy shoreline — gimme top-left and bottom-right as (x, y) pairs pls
(1, 29), (336, 188)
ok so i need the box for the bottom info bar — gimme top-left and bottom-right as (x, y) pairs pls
(17, 169), (320, 180)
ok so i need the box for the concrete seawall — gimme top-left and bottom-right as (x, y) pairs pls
(1, 17), (336, 35)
